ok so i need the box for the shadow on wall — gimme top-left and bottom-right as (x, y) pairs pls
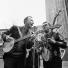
(65, 0), (68, 16)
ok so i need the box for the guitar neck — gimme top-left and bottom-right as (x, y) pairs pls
(15, 34), (31, 43)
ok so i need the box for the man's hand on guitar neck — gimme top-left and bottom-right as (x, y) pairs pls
(28, 33), (36, 42)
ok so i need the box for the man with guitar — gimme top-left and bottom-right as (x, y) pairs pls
(2, 16), (35, 68)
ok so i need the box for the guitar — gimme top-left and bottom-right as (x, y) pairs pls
(3, 33), (35, 53)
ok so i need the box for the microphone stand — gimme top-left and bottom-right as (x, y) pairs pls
(33, 39), (40, 68)
(33, 39), (35, 68)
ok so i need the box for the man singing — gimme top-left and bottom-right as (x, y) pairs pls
(2, 16), (34, 68)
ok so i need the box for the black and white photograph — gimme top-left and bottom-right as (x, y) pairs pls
(0, 0), (68, 68)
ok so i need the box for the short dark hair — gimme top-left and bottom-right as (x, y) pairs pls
(24, 16), (32, 24)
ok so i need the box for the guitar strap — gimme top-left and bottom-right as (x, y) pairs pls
(17, 26), (22, 38)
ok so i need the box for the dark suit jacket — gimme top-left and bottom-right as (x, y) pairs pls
(48, 32), (67, 59)
(3, 25), (34, 56)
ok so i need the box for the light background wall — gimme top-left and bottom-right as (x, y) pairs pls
(0, 0), (46, 29)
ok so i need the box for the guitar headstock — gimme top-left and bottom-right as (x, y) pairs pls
(56, 10), (62, 17)
(53, 10), (63, 25)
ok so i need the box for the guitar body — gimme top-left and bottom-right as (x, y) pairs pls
(3, 37), (15, 53)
